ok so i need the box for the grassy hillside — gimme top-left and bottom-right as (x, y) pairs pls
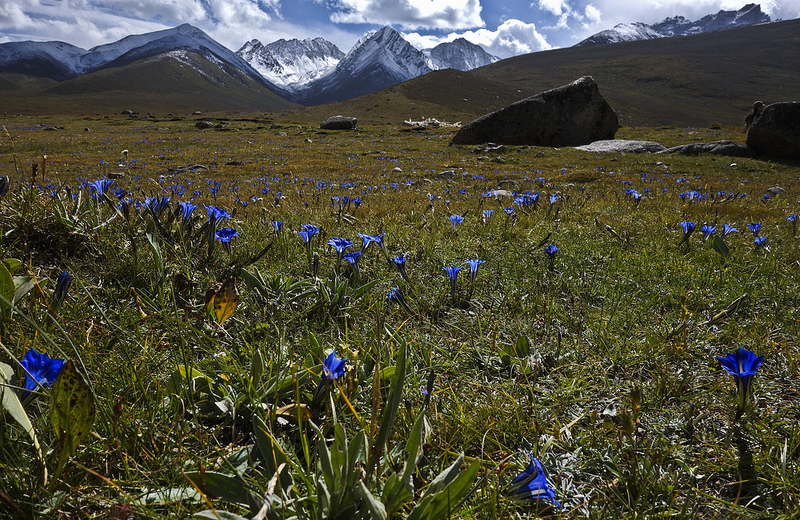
(470, 18), (800, 127)
(1, 51), (298, 115)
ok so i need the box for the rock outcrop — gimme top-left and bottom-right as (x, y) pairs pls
(450, 76), (618, 146)
(320, 115), (358, 130)
(746, 102), (800, 159)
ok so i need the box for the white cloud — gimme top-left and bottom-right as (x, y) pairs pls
(404, 18), (552, 58)
(329, 0), (485, 30)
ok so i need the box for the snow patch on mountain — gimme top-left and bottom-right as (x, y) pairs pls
(236, 37), (344, 90)
(428, 38), (499, 71)
(576, 3), (770, 46)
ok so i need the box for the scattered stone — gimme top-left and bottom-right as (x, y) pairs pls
(320, 115), (358, 130)
(575, 140), (666, 153)
(487, 189), (515, 198)
(121, 109), (133, 115)
(765, 186), (786, 196)
(393, 167), (402, 173)
(435, 170), (456, 180)
(193, 111), (202, 115)
(107, 172), (125, 179)
(658, 140), (755, 157)
(496, 180), (519, 189)
(195, 121), (214, 129)
(155, 164), (208, 176)
(746, 102), (800, 159)
(451, 76), (618, 146)
(305, 138), (313, 143)
(276, 131), (288, 136)
(474, 143), (505, 154)
(84, 127), (90, 132)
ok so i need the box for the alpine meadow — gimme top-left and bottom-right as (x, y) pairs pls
(1, 15), (800, 520)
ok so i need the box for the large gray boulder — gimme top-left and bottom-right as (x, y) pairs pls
(575, 140), (666, 153)
(321, 115), (358, 130)
(450, 76), (618, 146)
(746, 102), (800, 159)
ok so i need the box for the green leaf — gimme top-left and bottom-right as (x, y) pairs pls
(515, 336), (531, 357)
(49, 360), (95, 482)
(252, 414), (289, 477)
(251, 348), (264, 388)
(193, 511), (250, 520)
(184, 471), (255, 508)
(406, 456), (479, 520)
(358, 480), (388, 520)
(0, 361), (42, 462)
(712, 235), (729, 256)
(0, 261), (14, 322)
(2, 258), (21, 273)
(375, 337), (407, 451)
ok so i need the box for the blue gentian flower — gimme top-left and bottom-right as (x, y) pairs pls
(754, 236), (768, 249)
(465, 259), (485, 285)
(701, 224), (716, 241)
(549, 193), (558, 205)
(271, 220), (283, 234)
(90, 178), (114, 200)
(328, 237), (353, 266)
(482, 209), (495, 225)
(19, 347), (65, 393)
(449, 214), (464, 230)
(391, 254), (408, 280)
(205, 204), (231, 225)
(717, 347), (764, 416)
(508, 453), (562, 510)
(359, 232), (387, 253)
(678, 221), (696, 245)
(386, 287), (412, 314)
(52, 272), (73, 312)
(321, 349), (347, 384)
(503, 207), (515, 215)
(344, 250), (362, 278)
(747, 223), (761, 236)
(544, 244), (558, 258)
(722, 224), (738, 237)
(215, 227), (240, 253)
(444, 265), (461, 301)
(787, 214), (798, 223)
(178, 201), (198, 224)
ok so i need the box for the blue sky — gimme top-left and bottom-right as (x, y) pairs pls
(1, 1), (797, 57)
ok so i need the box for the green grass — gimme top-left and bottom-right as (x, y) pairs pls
(1, 113), (799, 519)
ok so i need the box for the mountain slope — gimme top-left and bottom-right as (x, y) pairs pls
(428, 38), (499, 71)
(293, 26), (434, 106)
(576, 3), (770, 46)
(472, 17), (800, 127)
(0, 41), (86, 81)
(237, 37), (344, 90)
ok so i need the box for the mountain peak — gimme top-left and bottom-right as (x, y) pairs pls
(577, 3), (771, 46)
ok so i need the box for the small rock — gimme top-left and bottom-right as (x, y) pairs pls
(121, 109), (134, 115)
(393, 167), (402, 173)
(305, 138), (313, 143)
(195, 121), (214, 129)
(320, 115), (358, 130)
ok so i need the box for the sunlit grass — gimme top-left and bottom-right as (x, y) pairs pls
(1, 113), (799, 518)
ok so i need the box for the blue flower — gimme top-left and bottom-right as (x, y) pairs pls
(449, 214), (464, 230)
(391, 254), (408, 280)
(302, 224), (320, 237)
(359, 232), (387, 253)
(549, 193), (558, 205)
(508, 453), (562, 510)
(178, 201), (198, 224)
(678, 221), (696, 245)
(754, 236), (768, 249)
(215, 227), (240, 253)
(747, 223), (761, 236)
(722, 224), (738, 237)
(90, 178), (114, 200)
(271, 220), (283, 234)
(482, 209), (495, 224)
(321, 349), (347, 384)
(205, 204), (230, 225)
(444, 265), (461, 301)
(19, 347), (65, 392)
(717, 347), (764, 416)
(787, 214), (798, 223)
(344, 250), (362, 278)
(52, 272), (73, 311)
(544, 244), (558, 258)
(386, 287), (412, 314)
(701, 224), (716, 241)
(465, 259), (485, 285)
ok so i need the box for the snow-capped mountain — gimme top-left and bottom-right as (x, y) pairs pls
(0, 24), (272, 88)
(428, 38), (499, 71)
(237, 38), (344, 91)
(576, 3), (770, 46)
(294, 26), (434, 105)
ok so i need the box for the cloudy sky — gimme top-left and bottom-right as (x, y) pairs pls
(1, 0), (798, 58)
